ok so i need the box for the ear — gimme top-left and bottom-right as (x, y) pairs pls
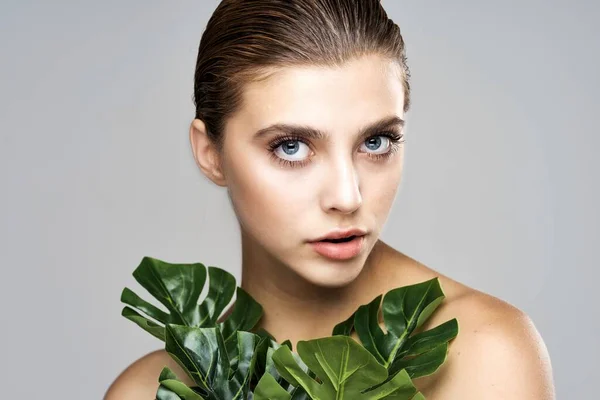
(189, 119), (227, 187)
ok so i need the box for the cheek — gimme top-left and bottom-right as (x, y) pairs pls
(363, 156), (404, 215)
(225, 154), (310, 241)
(224, 144), (404, 240)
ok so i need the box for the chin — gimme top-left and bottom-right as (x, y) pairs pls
(292, 259), (364, 288)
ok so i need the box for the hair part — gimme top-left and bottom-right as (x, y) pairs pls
(193, 0), (411, 153)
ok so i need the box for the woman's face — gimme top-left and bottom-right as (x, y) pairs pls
(200, 54), (406, 288)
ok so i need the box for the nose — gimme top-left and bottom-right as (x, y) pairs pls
(320, 155), (362, 214)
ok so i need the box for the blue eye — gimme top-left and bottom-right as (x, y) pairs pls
(362, 136), (389, 153)
(271, 139), (312, 166)
(267, 132), (404, 169)
(359, 131), (404, 161)
(280, 140), (307, 156)
(267, 136), (312, 168)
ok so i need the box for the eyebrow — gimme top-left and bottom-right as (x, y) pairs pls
(252, 115), (405, 141)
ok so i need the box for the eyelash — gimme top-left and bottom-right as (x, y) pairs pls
(267, 131), (405, 169)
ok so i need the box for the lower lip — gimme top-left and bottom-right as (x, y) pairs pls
(309, 235), (366, 260)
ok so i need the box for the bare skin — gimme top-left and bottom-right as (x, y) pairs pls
(104, 55), (555, 399)
(106, 241), (555, 400)
(104, 240), (555, 398)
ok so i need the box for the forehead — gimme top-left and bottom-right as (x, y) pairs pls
(227, 55), (405, 137)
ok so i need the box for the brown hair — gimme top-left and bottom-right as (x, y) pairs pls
(193, 0), (411, 153)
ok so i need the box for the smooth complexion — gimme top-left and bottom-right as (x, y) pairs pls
(190, 54), (408, 344)
(104, 55), (556, 400)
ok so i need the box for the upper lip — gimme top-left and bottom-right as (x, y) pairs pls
(309, 228), (368, 242)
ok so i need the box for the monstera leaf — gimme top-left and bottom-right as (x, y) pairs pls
(332, 277), (459, 379)
(271, 335), (424, 399)
(154, 327), (311, 400)
(158, 324), (265, 399)
(119, 257), (460, 399)
(254, 373), (292, 400)
(156, 366), (206, 400)
(253, 333), (311, 399)
(120, 256), (263, 346)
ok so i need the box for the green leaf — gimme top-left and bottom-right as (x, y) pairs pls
(346, 277), (459, 379)
(252, 333), (310, 398)
(389, 341), (449, 379)
(122, 257), (211, 327)
(219, 287), (264, 370)
(164, 324), (261, 399)
(156, 366), (206, 400)
(156, 386), (186, 400)
(354, 294), (389, 364)
(398, 318), (459, 358)
(332, 311), (355, 336)
(383, 278), (445, 336)
(120, 258), (458, 399)
(121, 306), (166, 341)
(254, 373), (292, 400)
(289, 388), (311, 400)
(120, 256), (262, 343)
(359, 369), (420, 399)
(272, 335), (420, 399)
(219, 288), (264, 339)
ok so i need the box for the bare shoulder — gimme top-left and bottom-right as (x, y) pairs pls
(398, 255), (556, 399)
(104, 348), (195, 400)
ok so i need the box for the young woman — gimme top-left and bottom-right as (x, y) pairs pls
(105, 1), (555, 398)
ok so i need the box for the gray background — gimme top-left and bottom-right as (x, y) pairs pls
(0, 0), (597, 398)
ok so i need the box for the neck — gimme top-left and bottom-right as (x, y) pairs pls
(239, 234), (392, 346)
